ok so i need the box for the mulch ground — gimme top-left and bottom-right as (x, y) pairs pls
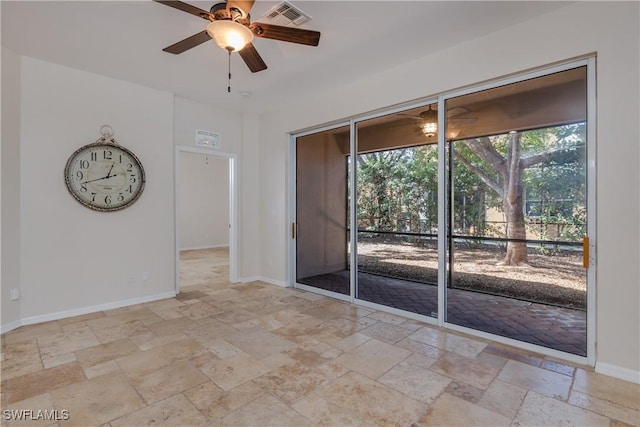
(356, 239), (586, 309)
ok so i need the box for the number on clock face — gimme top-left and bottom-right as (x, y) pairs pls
(64, 143), (145, 212)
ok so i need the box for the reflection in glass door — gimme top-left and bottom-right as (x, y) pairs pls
(444, 66), (589, 356)
(295, 125), (351, 296)
(354, 106), (439, 318)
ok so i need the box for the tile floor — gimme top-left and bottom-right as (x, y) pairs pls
(0, 249), (638, 426)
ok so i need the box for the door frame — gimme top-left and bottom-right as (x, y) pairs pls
(174, 145), (238, 294)
(438, 57), (596, 367)
(288, 56), (596, 367)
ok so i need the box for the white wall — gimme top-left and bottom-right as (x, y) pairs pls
(1, 46), (21, 330)
(178, 152), (229, 250)
(18, 57), (175, 320)
(259, 2), (639, 379)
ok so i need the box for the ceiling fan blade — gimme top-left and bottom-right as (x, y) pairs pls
(153, 0), (213, 20)
(227, 0), (255, 16)
(162, 30), (211, 54)
(238, 43), (268, 73)
(250, 22), (320, 46)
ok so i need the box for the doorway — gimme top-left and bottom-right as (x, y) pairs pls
(174, 146), (238, 293)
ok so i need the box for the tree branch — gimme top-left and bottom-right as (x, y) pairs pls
(520, 143), (584, 168)
(460, 137), (507, 173)
(455, 152), (504, 198)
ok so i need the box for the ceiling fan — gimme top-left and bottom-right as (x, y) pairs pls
(398, 106), (478, 138)
(154, 0), (321, 73)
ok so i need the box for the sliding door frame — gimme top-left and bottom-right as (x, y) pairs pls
(289, 55), (596, 367)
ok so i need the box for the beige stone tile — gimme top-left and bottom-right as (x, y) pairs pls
(110, 393), (208, 427)
(42, 352), (77, 370)
(430, 351), (500, 390)
(4, 323), (62, 345)
(220, 394), (312, 426)
(5, 363), (86, 404)
(498, 359), (573, 400)
(101, 308), (163, 326)
(409, 327), (487, 358)
(198, 352), (272, 391)
(513, 391), (611, 426)
(130, 360), (208, 404)
(82, 360), (120, 379)
(251, 362), (328, 404)
(203, 339), (243, 359)
(569, 390), (640, 425)
(365, 311), (408, 325)
(313, 361), (350, 381)
(475, 350), (509, 369)
(176, 302), (225, 320)
(573, 368), (640, 411)
(316, 371), (426, 426)
(359, 322), (414, 344)
(115, 338), (204, 379)
(415, 393), (511, 426)
(477, 379), (528, 419)
(2, 392), (56, 427)
(75, 338), (139, 368)
(334, 338), (411, 379)
(482, 344), (544, 367)
(404, 353), (438, 370)
(56, 311), (106, 328)
(378, 360), (451, 404)
(396, 337), (446, 359)
(184, 380), (264, 421)
(51, 372), (145, 427)
(445, 380), (485, 404)
(145, 317), (197, 337)
(129, 331), (186, 351)
(1, 342), (43, 380)
(144, 298), (185, 311)
(292, 393), (364, 427)
(224, 328), (297, 359)
(38, 326), (101, 359)
(332, 332), (372, 352)
(540, 359), (576, 377)
(213, 308), (259, 325)
(284, 338), (342, 368)
(91, 320), (150, 344)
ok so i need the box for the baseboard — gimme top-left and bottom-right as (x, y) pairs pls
(595, 362), (640, 384)
(180, 244), (229, 251)
(0, 319), (22, 335)
(8, 291), (176, 331)
(237, 276), (290, 288)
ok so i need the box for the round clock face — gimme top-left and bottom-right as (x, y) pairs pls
(64, 142), (145, 212)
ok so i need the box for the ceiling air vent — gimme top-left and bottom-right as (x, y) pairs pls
(262, 1), (311, 26)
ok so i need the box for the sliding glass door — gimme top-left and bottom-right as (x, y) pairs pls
(354, 106), (439, 318)
(444, 65), (589, 356)
(295, 125), (351, 297)
(292, 59), (593, 359)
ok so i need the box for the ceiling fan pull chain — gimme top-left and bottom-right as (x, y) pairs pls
(227, 49), (232, 93)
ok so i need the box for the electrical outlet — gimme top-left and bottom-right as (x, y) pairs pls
(141, 271), (150, 281)
(10, 289), (20, 301)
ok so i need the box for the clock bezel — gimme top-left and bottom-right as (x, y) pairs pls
(64, 141), (146, 212)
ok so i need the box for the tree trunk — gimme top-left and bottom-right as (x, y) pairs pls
(501, 132), (528, 265)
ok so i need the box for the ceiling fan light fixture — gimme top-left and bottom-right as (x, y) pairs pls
(207, 20), (254, 52)
(420, 106), (438, 137)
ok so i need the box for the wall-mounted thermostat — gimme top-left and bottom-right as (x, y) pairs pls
(195, 130), (221, 148)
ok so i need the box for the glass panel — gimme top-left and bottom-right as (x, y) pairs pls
(445, 66), (588, 356)
(354, 105), (439, 317)
(295, 125), (350, 295)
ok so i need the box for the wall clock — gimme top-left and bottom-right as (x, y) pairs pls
(64, 126), (145, 212)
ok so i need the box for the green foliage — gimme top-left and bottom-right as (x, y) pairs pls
(355, 123), (586, 245)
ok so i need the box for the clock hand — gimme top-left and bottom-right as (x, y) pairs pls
(104, 162), (116, 179)
(82, 162), (117, 184)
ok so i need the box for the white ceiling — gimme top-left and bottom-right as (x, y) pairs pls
(1, 1), (571, 114)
